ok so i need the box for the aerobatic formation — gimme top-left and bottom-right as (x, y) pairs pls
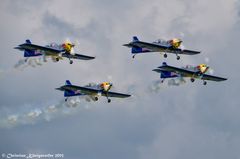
(14, 36), (227, 103)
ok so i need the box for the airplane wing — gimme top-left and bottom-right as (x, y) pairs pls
(201, 74), (227, 81)
(57, 85), (131, 98)
(180, 49), (201, 55)
(18, 43), (63, 55)
(57, 85), (100, 95)
(157, 65), (196, 76)
(130, 41), (200, 55)
(62, 53), (95, 60)
(157, 65), (227, 81)
(101, 91), (131, 98)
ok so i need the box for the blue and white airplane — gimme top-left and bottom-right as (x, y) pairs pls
(15, 39), (95, 64)
(56, 80), (131, 103)
(123, 36), (201, 60)
(153, 62), (227, 85)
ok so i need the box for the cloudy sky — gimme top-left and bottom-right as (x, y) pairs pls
(0, 0), (240, 159)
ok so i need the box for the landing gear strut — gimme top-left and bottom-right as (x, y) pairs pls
(106, 92), (111, 103)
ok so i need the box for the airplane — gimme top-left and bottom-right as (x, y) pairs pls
(123, 36), (201, 60)
(14, 39), (95, 64)
(56, 80), (131, 103)
(152, 62), (227, 85)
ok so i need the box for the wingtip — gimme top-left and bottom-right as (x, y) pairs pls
(87, 55), (96, 60)
(127, 94), (132, 97)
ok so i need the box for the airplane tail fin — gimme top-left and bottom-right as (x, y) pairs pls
(159, 62), (177, 78)
(63, 80), (79, 97)
(162, 62), (167, 66)
(160, 70), (172, 78)
(65, 80), (72, 85)
(64, 90), (76, 97)
(23, 39), (41, 57)
(132, 46), (143, 53)
(132, 36), (139, 42)
(25, 39), (31, 44)
(24, 50), (37, 57)
(131, 36), (151, 54)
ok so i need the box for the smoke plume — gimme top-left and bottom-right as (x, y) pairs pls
(0, 97), (91, 129)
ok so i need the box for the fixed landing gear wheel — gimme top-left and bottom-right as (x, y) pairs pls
(132, 55), (135, 58)
(69, 60), (73, 64)
(65, 98), (68, 102)
(94, 97), (98, 101)
(107, 99), (111, 103)
(203, 81), (207, 85)
(176, 56), (180, 60)
(164, 54), (167, 58)
(56, 58), (59, 62)
(191, 78), (195, 82)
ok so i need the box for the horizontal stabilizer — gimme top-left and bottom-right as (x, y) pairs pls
(133, 36), (139, 42)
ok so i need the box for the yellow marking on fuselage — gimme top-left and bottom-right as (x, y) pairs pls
(100, 82), (111, 91)
(198, 64), (208, 73)
(62, 42), (74, 53)
(170, 38), (182, 48)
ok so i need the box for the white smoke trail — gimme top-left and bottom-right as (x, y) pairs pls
(0, 97), (91, 129)
(14, 57), (45, 70)
(0, 57), (47, 78)
(148, 80), (165, 93)
(0, 74), (188, 129)
(13, 56), (60, 70)
(0, 78), (187, 129)
(167, 77), (186, 86)
(148, 78), (186, 93)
